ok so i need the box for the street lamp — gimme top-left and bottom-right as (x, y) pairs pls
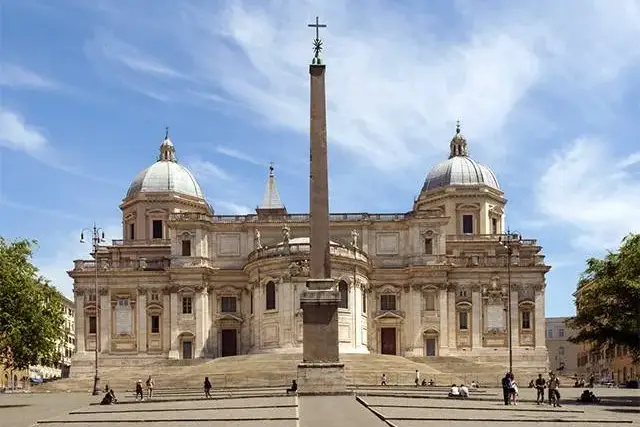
(80, 224), (105, 396)
(498, 228), (521, 375)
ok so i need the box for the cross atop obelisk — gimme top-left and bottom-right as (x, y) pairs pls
(308, 16), (327, 64)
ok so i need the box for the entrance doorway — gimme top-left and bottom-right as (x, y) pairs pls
(380, 327), (396, 355)
(221, 329), (237, 357)
(182, 341), (192, 359)
(425, 337), (437, 356)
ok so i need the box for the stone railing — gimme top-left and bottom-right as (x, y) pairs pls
(449, 255), (545, 268)
(170, 256), (216, 269)
(170, 212), (409, 224)
(111, 239), (171, 246)
(168, 213), (213, 223)
(446, 234), (539, 246)
(247, 242), (369, 263)
(73, 258), (170, 271)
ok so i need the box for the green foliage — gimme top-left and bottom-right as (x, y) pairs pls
(0, 237), (67, 370)
(567, 234), (640, 361)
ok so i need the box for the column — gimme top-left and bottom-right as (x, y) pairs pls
(75, 293), (86, 354)
(510, 287), (519, 350)
(534, 287), (545, 348)
(168, 292), (179, 359)
(99, 293), (110, 353)
(194, 290), (205, 357)
(438, 288), (448, 354)
(472, 288), (482, 348)
(162, 291), (171, 353)
(447, 288), (456, 349)
(138, 290), (147, 354)
(410, 286), (422, 355)
(353, 284), (362, 349)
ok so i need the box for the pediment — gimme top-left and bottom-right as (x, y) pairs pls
(374, 310), (404, 320)
(217, 312), (244, 323)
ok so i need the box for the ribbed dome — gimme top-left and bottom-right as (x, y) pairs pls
(125, 133), (204, 200)
(421, 123), (500, 193)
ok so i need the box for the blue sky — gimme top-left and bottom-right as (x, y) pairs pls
(1, 0), (639, 317)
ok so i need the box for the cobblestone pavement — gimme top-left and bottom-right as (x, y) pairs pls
(1, 386), (637, 427)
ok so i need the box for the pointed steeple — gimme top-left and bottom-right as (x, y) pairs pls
(449, 120), (469, 159)
(256, 162), (287, 216)
(158, 126), (177, 162)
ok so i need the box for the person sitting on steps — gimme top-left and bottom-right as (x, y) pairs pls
(286, 379), (297, 395)
(459, 383), (469, 398)
(100, 388), (117, 405)
(448, 384), (460, 398)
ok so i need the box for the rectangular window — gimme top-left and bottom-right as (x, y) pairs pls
(558, 327), (565, 338)
(380, 294), (396, 311)
(547, 328), (553, 338)
(521, 311), (531, 329)
(424, 238), (433, 255)
(266, 282), (276, 310)
(152, 220), (163, 239)
(182, 297), (192, 314)
(425, 293), (436, 311)
(492, 218), (498, 234)
(150, 316), (160, 334)
(362, 291), (367, 313)
(181, 240), (191, 256)
(89, 293), (96, 302)
(250, 291), (254, 314)
(459, 311), (468, 330)
(89, 316), (97, 334)
(151, 292), (159, 301)
(221, 296), (237, 313)
(129, 223), (135, 240)
(462, 215), (474, 234)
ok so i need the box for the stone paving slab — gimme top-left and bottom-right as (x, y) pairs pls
(36, 421), (295, 427)
(72, 397), (295, 413)
(0, 393), (94, 427)
(299, 395), (387, 426)
(394, 422), (615, 427)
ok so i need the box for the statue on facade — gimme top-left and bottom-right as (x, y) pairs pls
(350, 229), (359, 248)
(282, 224), (291, 244)
(254, 229), (262, 249)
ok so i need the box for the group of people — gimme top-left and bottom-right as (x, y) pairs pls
(448, 383), (470, 398)
(501, 372), (521, 405)
(134, 376), (155, 401)
(532, 372), (562, 407)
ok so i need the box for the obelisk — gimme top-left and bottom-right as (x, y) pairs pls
(296, 16), (347, 395)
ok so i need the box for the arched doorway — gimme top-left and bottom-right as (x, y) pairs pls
(423, 329), (438, 357)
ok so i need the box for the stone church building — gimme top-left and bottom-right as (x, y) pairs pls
(70, 125), (550, 369)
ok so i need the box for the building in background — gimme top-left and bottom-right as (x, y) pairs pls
(545, 317), (581, 376)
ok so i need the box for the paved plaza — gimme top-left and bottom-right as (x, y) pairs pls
(0, 386), (637, 426)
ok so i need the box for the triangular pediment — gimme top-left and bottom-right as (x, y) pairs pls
(374, 310), (405, 320)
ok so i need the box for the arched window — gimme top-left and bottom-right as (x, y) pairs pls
(265, 282), (276, 310)
(338, 281), (349, 309)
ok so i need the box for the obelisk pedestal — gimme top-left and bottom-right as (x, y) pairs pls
(296, 23), (347, 394)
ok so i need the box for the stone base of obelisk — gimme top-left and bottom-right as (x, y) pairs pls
(296, 278), (348, 395)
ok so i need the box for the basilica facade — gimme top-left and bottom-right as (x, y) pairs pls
(70, 126), (550, 368)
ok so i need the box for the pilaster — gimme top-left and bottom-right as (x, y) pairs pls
(169, 292), (179, 359)
(447, 289), (456, 348)
(194, 289), (206, 357)
(162, 292), (171, 352)
(472, 288), (482, 348)
(438, 288), (448, 353)
(137, 291), (147, 353)
(99, 293), (109, 353)
(534, 287), (545, 348)
(74, 294), (86, 354)
(510, 287), (519, 348)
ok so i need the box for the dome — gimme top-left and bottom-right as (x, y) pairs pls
(125, 132), (205, 199)
(421, 123), (500, 193)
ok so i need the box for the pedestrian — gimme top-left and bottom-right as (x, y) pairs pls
(286, 379), (297, 395)
(510, 375), (519, 405)
(146, 375), (154, 399)
(414, 370), (420, 387)
(203, 377), (212, 399)
(535, 374), (546, 405)
(380, 373), (387, 386)
(135, 380), (144, 401)
(501, 372), (511, 405)
(548, 372), (561, 407)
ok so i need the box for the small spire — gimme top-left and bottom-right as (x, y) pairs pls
(260, 163), (284, 209)
(308, 16), (327, 65)
(449, 120), (469, 159)
(158, 127), (177, 162)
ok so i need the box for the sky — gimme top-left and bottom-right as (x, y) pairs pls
(1, 0), (639, 317)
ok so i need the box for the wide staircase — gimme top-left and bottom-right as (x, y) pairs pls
(35, 353), (541, 393)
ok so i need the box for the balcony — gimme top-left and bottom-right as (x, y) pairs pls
(247, 241), (369, 264)
(446, 234), (539, 246)
(170, 256), (216, 269)
(73, 258), (170, 271)
(111, 239), (171, 246)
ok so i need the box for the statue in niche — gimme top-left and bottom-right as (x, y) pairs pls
(282, 224), (291, 244)
(351, 229), (359, 248)
(288, 259), (310, 277)
(254, 229), (262, 249)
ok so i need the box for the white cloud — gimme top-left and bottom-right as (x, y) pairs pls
(215, 146), (262, 165)
(0, 109), (49, 155)
(0, 63), (57, 89)
(536, 138), (640, 250)
(216, 201), (254, 215)
(35, 223), (122, 299)
(185, 158), (232, 181)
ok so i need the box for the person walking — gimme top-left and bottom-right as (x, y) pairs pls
(548, 372), (561, 407)
(501, 372), (511, 405)
(380, 373), (387, 386)
(203, 377), (212, 399)
(414, 370), (420, 387)
(535, 374), (546, 405)
(146, 375), (155, 399)
(135, 380), (144, 401)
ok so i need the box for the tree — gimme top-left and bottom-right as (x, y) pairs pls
(567, 233), (640, 361)
(0, 238), (66, 370)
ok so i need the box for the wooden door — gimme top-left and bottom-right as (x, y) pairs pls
(221, 329), (238, 357)
(381, 328), (396, 355)
(425, 338), (437, 356)
(182, 341), (192, 359)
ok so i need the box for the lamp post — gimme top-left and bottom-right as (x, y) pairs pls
(80, 224), (105, 396)
(499, 228), (521, 375)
